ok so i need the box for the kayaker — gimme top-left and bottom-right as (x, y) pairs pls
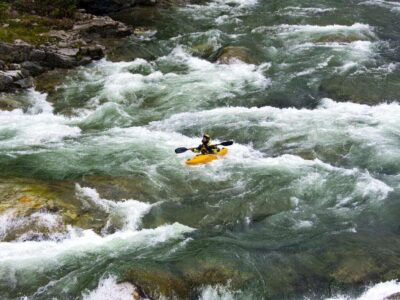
(190, 134), (220, 155)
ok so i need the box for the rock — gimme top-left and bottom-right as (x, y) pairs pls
(189, 43), (215, 59)
(15, 76), (34, 89)
(216, 46), (255, 64)
(48, 29), (75, 41)
(21, 61), (45, 76)
(34, 68), (72, 93)
(124, 265), (190, 298)
(44, 51), (78, 68)
(78, 56), (93, 65)
(0, 13), (128, 92)
(0, 98), (23, 111)
(0, 72), (14, 91)
(3, 70), (24, 81)
(8, 63), (21, 70)
(73, 15), (132, 38)
(79, 45), (105, 59)
(29, 49), (46, 61)
(56, 48), (80, 57)
(0, 42), (32, 63)
(0, 60), (5, 70)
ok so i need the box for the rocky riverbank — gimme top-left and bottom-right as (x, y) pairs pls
(0, 10), (132, 92)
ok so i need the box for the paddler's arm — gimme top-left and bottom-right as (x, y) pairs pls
(191, 145), (201, 153)
(209, 144), (219, 153)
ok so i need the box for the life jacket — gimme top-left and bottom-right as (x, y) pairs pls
(197, 142), (218, 154)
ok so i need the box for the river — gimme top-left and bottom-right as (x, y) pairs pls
(1, 0), (400, 299)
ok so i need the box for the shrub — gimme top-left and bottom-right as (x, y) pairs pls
(13, 0), (77, 18)
(0, 1), (10, 20)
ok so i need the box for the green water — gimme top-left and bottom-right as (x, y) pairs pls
(1, 0), (400, 299)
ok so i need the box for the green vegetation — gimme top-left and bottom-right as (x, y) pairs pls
(8, 0), (77, 18)
(0, 1), (75, 45)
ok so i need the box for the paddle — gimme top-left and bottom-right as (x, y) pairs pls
(175, 141), (234, 154)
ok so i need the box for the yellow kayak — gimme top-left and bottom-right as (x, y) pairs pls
(186, 148), (228, 165)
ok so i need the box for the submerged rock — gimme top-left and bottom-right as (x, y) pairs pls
(123, 259), (251, 299)
(216, 46), (255, 64)
(0, 177), (108, 240)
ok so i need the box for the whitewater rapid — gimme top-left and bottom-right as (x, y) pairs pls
(1, 0), (400, 298)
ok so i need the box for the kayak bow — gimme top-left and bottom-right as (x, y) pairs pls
(186, 148), (228, 165)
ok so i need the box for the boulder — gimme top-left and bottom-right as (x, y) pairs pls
(44, 51), (78, 68)
(0, 42), (32, 63)
(79, 45), (105, 59)
(15, 76), (34, 89)
(216, 46), (255, 64)
(29, 49), (46, 61)
(0, 71), (14, 91)
(21, 61), (45, 76)
(73, 15), (131, 38)
(0, 98), (23, 110)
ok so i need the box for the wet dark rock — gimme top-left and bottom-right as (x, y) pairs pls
(0, 11), (133, 92)
(0, 41), (31, 63)
(124, 260), (251, 299)
(0, 98), (23, 110)
(21, 61), (45, 76)
(215, 46), (256, 64)
(79, 45), (105, 59)
(189, 43), (215, 59)
(15, 76), (34, 89)
(124, 266), (190, 298)
(73, 14), (132, 38)
(30, 49), (46, 61)
(0, 72), (14, 91)
(43, 50), (79, 68)
(8, 63), (21, 70)
(0, 41), (105, 91)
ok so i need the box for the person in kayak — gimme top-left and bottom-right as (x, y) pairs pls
(190, 134), (220, 155)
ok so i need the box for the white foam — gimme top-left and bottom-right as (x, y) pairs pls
(253, 23), (374, 38)
(75, 184), (153, 231)
(77, 49), (269, 114)
(199, 284), (241, 300)
(26, 89), (53, 114)
(355, 173), (394, 201)
(293, 220), (314, 229)
(83, 275), (138, 300)
(0, 90), (81, 149)
(180, 0), (257, 19)
(0, 222), (194, 264)
(328, 280), (400, 300)
(277, 6), (336, 17)
(0, 210), (64, 241)
(360, 0), (400, 12)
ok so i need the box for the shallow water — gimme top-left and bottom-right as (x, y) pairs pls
(1, 0), (400, 299)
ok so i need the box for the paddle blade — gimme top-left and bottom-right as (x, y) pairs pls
(175, 147), (189, 154)
(219, 141), (234, 146)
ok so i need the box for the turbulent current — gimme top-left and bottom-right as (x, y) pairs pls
(1, 0), (400, 299)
